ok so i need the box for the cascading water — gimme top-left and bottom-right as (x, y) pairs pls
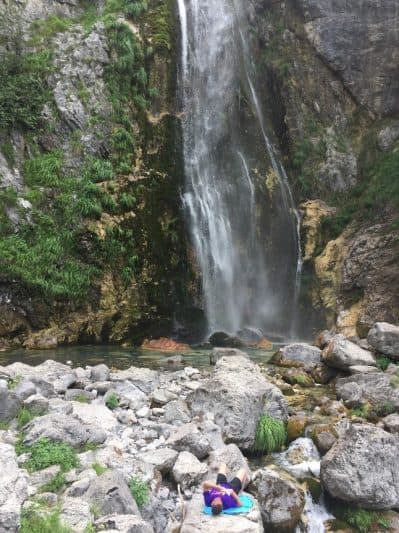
(178, 0), (302, 338)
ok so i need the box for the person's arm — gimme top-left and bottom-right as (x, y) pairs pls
(230, 490), (243, 506)
(203, 481), (228, 492)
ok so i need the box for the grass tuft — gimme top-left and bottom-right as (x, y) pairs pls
(128, 476), (149, 507)
(252, 415), (287, 455)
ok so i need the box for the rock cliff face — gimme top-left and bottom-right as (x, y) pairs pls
(0, 0), (195, 349)
(250, 0), (399, 334)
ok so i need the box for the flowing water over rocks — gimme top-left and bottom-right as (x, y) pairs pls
(177, 0), (301, 337)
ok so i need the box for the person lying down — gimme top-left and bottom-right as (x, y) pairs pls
(202, 462), (248, 515)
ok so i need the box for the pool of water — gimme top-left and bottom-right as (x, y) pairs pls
(0, 344), (277, 370)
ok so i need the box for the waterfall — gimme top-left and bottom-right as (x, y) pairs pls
(177, 0), (302, 338)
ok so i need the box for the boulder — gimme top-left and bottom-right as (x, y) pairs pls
(336, 372), (399, 411)
(91, 364), (110, 382)
(71, 402), (118, 433)
(13, 380), (37, 401)
(367, 322), (399, 359)
(287, 415), (309, 441)
(0, 389), (22, 422)
(95, 514), (154, 533)
(181, 493), (263, 533)
(163, 400), (191, 424)
(151, 388), (178, 406)
(322, 335), (376, 369)
(188, 356), (288, 450)
(348, 365), (378, 374)
(383, 413), (399, 434)
(139, 448), (178, 474)
(312, 424), (338, 455)
(321, 424), (399, 509)
(166, 422), (212, 459)
(172, 451), (207, 490)
(275, 438), (321, 479)
(207, 444), (250, 481)
(24, 413), (107, 447)
(84, 471), (140, 516)
(248, 468), (305, 532)
(23, 394), (49, 416)
(65, 389), (96, 402)
(236, 327), (264, 346)
(110, 367), (159, 395)
(60, 496), (92, 531)
(0, 444), (28, 532)
(210, 347), (249, 365)
(272, 343), (321, 368)
(141, 338), (190, 352)
(208, 331), (243, 348)
(111, 381), (148, 411)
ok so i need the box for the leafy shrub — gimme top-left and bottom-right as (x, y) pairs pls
(24, 438), (79, 473)
(128, 476), (149, 507)
(20, 506), (72, 533)
(252, 415), (287, 455)
(40, 472), (66, 493)
(17, 408), (36, 429)
(105, 393), (119, 410)
(350, 404), (370, 419)
(376, 355), (393, 371)
(92, 462), (107, 476)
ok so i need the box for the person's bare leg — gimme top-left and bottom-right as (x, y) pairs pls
(218, 463), (228, 476)
(235, 468), (248, 491)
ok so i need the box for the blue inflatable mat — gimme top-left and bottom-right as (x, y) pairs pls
(203, 494), (254, 515)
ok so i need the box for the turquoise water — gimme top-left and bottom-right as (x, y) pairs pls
(0, 344), (277, 370)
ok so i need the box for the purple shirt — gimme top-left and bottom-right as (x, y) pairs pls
(203, 482), (238, 509)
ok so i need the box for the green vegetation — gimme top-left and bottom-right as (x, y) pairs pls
(8, 376), (22, 390)
(376, 355), (393, 371)
(20, 506), (72, 533)
(92, 462), (107, 476)
(342, 508), (391, 532)
(128, 476), (149, 507)
(17, 408), (36, 429)
(390, 370), (399, 389)
(0, 421), (10, 430)
(22, 438), (79, 473)
(40, 472), (67, 493)
(105, 393), (119, 410)
(73, 394), (90, 404)
(252, 415), (287, 455)
(350, 404), (370, 419)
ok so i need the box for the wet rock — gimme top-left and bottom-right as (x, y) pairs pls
(287, 415), (309, 441)
(312, 424), (338, 455)
(314, 330), (335, 349)
(23, 332), (58, 350)
(275, 438), (321, 479)
(367, 322), (399, 359)
(336, 372), (399, 411)
(0, 443), (28, 532)
(188, 356), (288, 450)
(172, 451), (207, 490)
(300, 200), (337, 261)
(280, 368), (314, 387)
(166, 422), (212, 460)
(255, 338), (273, 349)
(91, 364), (110, 382)
(321, 423), (399, 509)
(24, 413), (107, 447)
(209, 347), (249, 365)
(322, 335), (376, 370)
(165, 355), (184, 367)
(181, 492), (263, 533)
(236, 327), (264, 346)
(249, 468), (305, 532)
(139, 448), (178, 475)
(310, 363), (339, 384)
(272, 343), (321, 368)
(0, 389), (22, 422)
(95, 514), (154, 533)
(208, 331), (243, 348)
(141, 338), (191, 352)
(84, 471), (140, 516)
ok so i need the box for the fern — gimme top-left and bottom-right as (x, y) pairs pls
(253, 415), (287, 455)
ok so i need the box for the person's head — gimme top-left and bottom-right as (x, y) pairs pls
(211, 497), (223, 516)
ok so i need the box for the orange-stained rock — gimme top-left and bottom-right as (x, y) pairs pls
(256, 338), (273, 350)
(141, 337), (191, 352)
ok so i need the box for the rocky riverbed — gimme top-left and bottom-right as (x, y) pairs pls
(1, 322), (399, 532)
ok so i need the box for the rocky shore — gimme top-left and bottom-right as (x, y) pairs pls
(0, 322), (399, 532)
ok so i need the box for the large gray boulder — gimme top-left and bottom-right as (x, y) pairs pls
(367, 322), (399, 359)
(210, 347), (249, 365)
(0, 389), (22, 422)
(248, 469), (305, 531)
(138, 448), (178, 475)
(188, 356), (288, 450)
(24, 413), (107, 447)
(321, 423), (399, 509)
(336, 372), (399, 411)
(272, 343), (321, 368)
(60, 497), (92, 531)
(322, 335), (376, 370)
(0, 444), (28, 533)
(181, 493), (263, 533)
(95, 514), (154, 533)
(84, 471), (140, 517)
(166, 422), (213, 459)
(172, 451), (207, 490)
